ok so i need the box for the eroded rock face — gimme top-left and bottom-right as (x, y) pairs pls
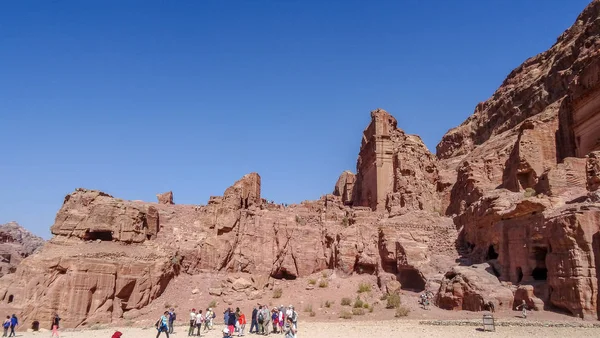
(436, 264), (514, 311)
(437, 0), (600, 160)
(333, 171), (355, 205)
(588, 151), (600, 191)
(0, 222), (44, 277)
(353, 109), (441, 215)
(156, 191), (174, 205)
(0, 245), (173, 328)
(51, 189), (159, 243)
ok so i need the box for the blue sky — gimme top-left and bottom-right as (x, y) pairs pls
(0, 0), (592, 238)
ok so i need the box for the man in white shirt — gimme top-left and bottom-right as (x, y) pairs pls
(188, 309), (197, 336)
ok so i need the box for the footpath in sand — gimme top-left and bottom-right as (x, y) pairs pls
(17, 320), (600, 338)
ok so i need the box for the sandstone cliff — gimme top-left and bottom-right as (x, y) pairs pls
(0, 222), (44, 277)
(2, 0), (600, 329)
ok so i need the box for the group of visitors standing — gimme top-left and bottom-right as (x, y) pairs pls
(249, 305), (297, 336)
(156, 303), (298, 338)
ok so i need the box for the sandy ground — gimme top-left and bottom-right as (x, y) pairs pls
(12, 320), (600, 338)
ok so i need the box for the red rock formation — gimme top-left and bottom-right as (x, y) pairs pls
(333, 171), (355, 205)
(588, 151), (600, 191)
(156, 191), (174, 205)
(353, 109), (441, 215)
(0, 222), (44, 277)
(437, 0), (600, 160)
(3, 0), (600, 329)
(437, 264), (513, 311)
(51, 189), (159, 243)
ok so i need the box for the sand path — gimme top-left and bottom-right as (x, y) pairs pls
(14, 320), (599, 338)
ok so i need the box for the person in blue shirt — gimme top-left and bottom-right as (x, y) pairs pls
(156, 311), (170, 338)
(8, 315), (17, 337)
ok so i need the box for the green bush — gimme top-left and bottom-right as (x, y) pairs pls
(363, 302), (369, 309)
(318, 280), (329, 288)
(309, 311), (316, 317)
(386, 293), (401, 309)
(304, 304), (313, 313)
(524, 187), (536, 198)
(353, 297), (364, 308)
(352, 308), (365, 315)
(341, 297), (352, 306)
(273, 288), (283, 299)
(395, 305), (410, 317)
(357, 283), (372, 293)
(208, 300), (217, 308)
(324, 300), (333, 308)
(339, 310), (352, 319)
(308, 278), (317, 285)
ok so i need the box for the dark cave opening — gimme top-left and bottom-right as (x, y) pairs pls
(84, 231), (113, 241)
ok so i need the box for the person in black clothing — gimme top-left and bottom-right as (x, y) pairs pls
(227, 309), (237, 334)
(52, 314), (60, 330)
(250, 306), (258, 333)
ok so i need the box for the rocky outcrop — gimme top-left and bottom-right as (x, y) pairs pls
(333, 171), (355, 205)
(156, 191), (174, 205)
(0, 245), (174, 328)
(3, 0), (600, 329)
(588, 151), (600, 191)
(51, 189), (159, 243)
(436, 264), (514, 311)
(437, 0), (600, 159)
(0, 222), (44, 277)
(352, 109), (441, 215)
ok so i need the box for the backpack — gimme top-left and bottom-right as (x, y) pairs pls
(212, 311), (216, 319)
(170, 312), (176, 321)
(3, 322), (9, 329)
(258, 311), (264, 324)
(291, 311), (298, 323)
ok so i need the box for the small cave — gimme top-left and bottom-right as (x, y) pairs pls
(354, 262), (376, 275)
(486, 245), (499, 260)
(84, 231), (113, 241)
(516, 267), (523, 283)
(31, 321), (39, 331)
(271, 268), (297, 280)
(7, 295), (13, 303)
(398, 268), (426, 292)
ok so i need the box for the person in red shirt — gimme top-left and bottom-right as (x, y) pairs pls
(237, 311), (247, 337)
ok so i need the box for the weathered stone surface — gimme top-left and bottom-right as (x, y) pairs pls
(50, 189), (159, 243)
(514, 285), (545, 311)
(588, 151), (600, 191)
(437, 0), (600, 160)
(0, 222), (44, 277)
(436, 264), (514, 311)
(354, 109), (441, 215)
(333, 171), (355, 205)
(156, 191), (174, 205)
(0, 244), (174, 328)
(4, 1), (600, 328)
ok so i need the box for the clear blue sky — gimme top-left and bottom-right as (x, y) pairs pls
(0, 0), (592, 238)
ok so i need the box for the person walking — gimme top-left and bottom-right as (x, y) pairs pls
(237, 310), (246, 337)
(8, 315), (17, 337)
(262, 306), (271, 336)
(227, 308), (237, 335)
(189, 309), (197, 336)
(2, 316), (10, 337)
(283, 317), (296, 338)
(51, 314), (61, 338)
(156, 311), (170, 338)
(168, 308), (176, 334)
(195, 309), (204, 336)
(250, 306), (258, 334)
